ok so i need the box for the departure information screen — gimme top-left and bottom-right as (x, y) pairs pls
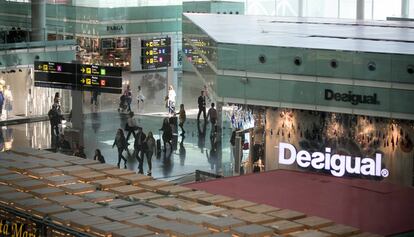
(34, 61), (122, 94)
(141, 37), (171, 69)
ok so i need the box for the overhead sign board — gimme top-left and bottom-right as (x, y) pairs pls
(34, 61), (122, 94)
(141, 37), (171, 70)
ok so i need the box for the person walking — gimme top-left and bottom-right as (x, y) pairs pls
(48, 104), (62, 137)
(197, 90), (206, 121)
(93, 149), (105, 164)
(136, 86), (145, 111)
(176, 104), (186, 135)
(207, 103), (218, 127)
(160, 117), (173, 153)
(91, 90), (99, 105)
(123, 85), (132, 112)
(168, 85), (176, 115)
(125, 112), (138, 142)
(144, 131), (156, 176)
(113, 128), (128, 168)
(133, 127), (146, 174)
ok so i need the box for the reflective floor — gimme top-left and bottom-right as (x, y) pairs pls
(0, 70), (234, 181)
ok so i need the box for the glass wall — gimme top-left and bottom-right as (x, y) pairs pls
(245, 0), (412, 20)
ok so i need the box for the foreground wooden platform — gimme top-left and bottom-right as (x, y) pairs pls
(0, 148), (380, 237)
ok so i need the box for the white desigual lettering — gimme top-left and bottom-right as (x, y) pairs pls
(278, 142), (389, 178)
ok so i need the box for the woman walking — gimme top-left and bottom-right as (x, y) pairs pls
(176, 104), (186, 135)
(113, 128), (128, 168)
(144, 131), (156, 176)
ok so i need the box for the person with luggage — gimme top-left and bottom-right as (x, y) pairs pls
(134, 127), (146, 174)
(176, 104), (186, 135)
(144, 131), (156, 176)
(113, 128), (128, 168)
(197, 90), (206, 121)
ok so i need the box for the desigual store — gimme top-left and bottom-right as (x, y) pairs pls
(183, 13), (414, 187)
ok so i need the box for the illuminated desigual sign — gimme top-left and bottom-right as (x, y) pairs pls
(278, 142), (389, 178)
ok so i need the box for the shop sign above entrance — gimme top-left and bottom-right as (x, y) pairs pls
(278, 142), (389, 178)
(107, 25), (124, 32)
(324, 89), (380, 105)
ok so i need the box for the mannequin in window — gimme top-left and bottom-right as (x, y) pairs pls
(4, 85), (13, 115)
(0, 88), (4, 118)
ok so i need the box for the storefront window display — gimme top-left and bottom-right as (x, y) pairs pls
(225, 104), (414, 187)
(265, 108), (414, 187)
(225, 104), (266, 174)
(76, 37), (131, 69)
(0, 68), (70, 120)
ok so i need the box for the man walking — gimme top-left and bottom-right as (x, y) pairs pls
(197, 90), (206, 121)
(133, 127), (146, 174)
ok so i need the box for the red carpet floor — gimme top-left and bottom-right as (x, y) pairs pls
(185, 170), (414, 236)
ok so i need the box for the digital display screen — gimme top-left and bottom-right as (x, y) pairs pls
(101, 39), (114, 49)
(34, 61), (122, 94)
(116, 38), (129, 49)
(141, 37), (171, 70)
(183, 38), (210, 69)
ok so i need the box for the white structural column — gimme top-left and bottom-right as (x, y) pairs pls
(298, 0), (303, 17)
(356, 0), (365, 20)
(31, 0), (46, 41)
(402, 0), (410, 18)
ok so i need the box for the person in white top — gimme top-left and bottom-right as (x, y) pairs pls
(4, 85), (13, 114)
(168, 85), (176, 115)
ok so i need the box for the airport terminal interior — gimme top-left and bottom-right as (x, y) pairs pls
(0, 0), (413, 237)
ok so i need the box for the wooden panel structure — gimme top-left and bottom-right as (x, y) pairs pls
(264, 220), (306, 234)
(231, 224), (274, 237)
(197, 195), (235, 205)
(138, 180), (174, 190)
(87, 163), (117, 171)
(156, 185), (193, 195)
(320, 224), (360, 237)
(61, 182), (96, 194)
(294, 216), (334, 229)
(31, 204), (70, 218)
(72, 171), (107, 182)
(288, 230), (332, 237)
(92, 178), (127, 189)
(243, 204), (281, 214)
(102, 169), (135, 177)
(112, 226), (154, 237)
(58, 165), (91, 175)
(0, 148), (368, 237)
(267, 209), (306, 220)
(118, 173), (152, 185)
(43, 175), (78, 186)
(31, 187), (65, 198)
(219, 199), (257, 209)
(28, 167), (63, 178)
(13, 179), (48, 190)
(202, 217), (246, 231)
(109, 185), (145, 196)
(47, 195), (85, 205)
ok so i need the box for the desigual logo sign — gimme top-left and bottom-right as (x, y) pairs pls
(278, 142), (389, 178)
(325, 89), (380, 105)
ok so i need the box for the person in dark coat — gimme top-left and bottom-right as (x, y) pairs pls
(48, 104), (62, 136)
(160, 117), (173, 153)
(93, 149), (105, 164)
(113, 128), (128, 168)
(197, 90), (206, 121)
(134, 127), (146, 174)
(144, 131), (156, 176)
